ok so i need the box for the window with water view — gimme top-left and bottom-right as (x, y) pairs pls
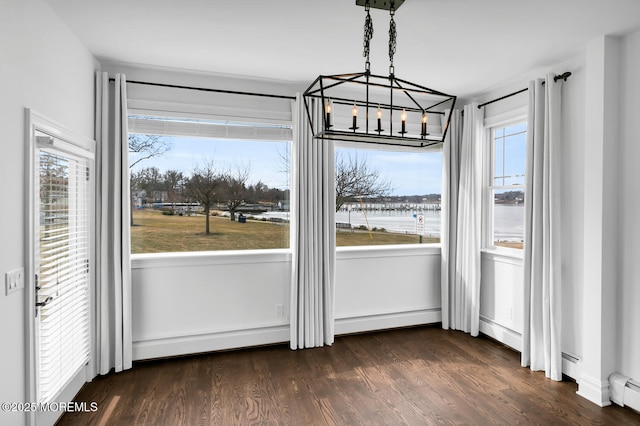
(487, 121), (526, 250)
(128, 115), (443, 253)
(335, 146), (442, 247)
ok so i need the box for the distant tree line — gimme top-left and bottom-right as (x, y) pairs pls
(371, 194), (442, 204)
(494, 190), (525, 204)
(131, 163), (289, 233)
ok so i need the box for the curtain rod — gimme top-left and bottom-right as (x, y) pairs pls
(108, 78), (297, 101)
(477, 71), (571, 109)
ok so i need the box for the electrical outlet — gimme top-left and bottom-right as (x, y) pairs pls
(5, 268), (25, 296)
(505, 307), (513, 320)
(275, 304), (284, 317)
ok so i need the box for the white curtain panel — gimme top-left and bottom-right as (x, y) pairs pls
(441, 104), (483, 335)
(440, 109), (462, 330)
(95, 72), (133, 374)
(522, 75), (563, 381)
(290, 94), (336, 349)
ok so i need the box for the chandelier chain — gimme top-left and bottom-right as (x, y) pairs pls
(388, 4), (397, 75)
(363, 1), (374, 72)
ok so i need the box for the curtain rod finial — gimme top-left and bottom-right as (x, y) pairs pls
(554, 71), (572, 82)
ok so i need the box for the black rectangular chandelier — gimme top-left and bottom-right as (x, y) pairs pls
(303, 0), (456, 148)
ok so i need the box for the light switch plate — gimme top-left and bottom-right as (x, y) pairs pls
(5, 268), (25, 295)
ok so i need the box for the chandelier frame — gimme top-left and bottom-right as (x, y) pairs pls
(302, 0), (456, 148)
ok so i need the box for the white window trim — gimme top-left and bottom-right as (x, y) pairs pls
(127, 107), (293, 258)
(127, 108), (443, 258)
(482, 107), (527, 258)
(334, 140), (443, 249)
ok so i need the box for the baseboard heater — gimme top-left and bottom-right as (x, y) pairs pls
(609, 372), (640, 412)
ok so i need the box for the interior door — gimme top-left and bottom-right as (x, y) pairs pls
(26, 111), (95, 426)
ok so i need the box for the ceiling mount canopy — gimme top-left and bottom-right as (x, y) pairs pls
(355, 0), (405, 11)
(303, 0), (456, 148)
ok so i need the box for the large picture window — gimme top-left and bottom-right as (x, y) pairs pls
(335, 146), (442, 247)
(485, 121), (526, 250)
(128, 115), (291, 254)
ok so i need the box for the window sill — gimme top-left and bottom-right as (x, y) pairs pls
(131, 248), (292, 269)
(480, 247), (524, 265)
(131, 244), (442, 269)
(337, 243), (441, 260)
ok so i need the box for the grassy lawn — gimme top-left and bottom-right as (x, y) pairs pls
(336, 229), (438, 246)
(131, 209), (289, 253)
(495, 241), (524, 250)
(131, 209), (438, 253)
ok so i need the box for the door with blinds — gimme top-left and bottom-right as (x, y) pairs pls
(26, 111), (95, 426)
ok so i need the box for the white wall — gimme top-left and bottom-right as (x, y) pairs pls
(335, 246), (441, 334)
(480, 253), (524, 351)
(131, 251), (292, 359)
(131, 245), (442, 360)
(477, 29), (640, 395)
(0, 1), (97, 424)
(129, 246), (444, 360)
(476, 53), (587, 376)
(617, 28), (640, 382)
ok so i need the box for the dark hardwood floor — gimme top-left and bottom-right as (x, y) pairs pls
(58, 326), (640, 425)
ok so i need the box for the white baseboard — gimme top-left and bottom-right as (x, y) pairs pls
(335, 308), (441, 336)
(577, 373), (612, 407)
(133, 309), (442, 360)
(480, 317), (583, 381)
(133, 324), (290, 360)
(624, 381), (640, 412)
(609, 372), (640, 411)
(479, 316), (522, 352)
(562, 352), (582, 381)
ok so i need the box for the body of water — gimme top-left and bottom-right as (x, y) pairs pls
(336, 209), (441, 236)
(255, 204), (525, 241)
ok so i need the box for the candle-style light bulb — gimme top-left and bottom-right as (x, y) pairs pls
(325, 99), (332, 129)
(376, 106), (383, 134)
(350, 102), (358, 131)
(400, 108), (407, 135)
(421, 112), (428, 137)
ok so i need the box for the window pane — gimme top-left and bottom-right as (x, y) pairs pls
(503, 132), (526, 185)
(493, 137), (504, 186)
(493, 189), (525, 249)
(129, 128), (291, 254)
(504, 122), (526, 136)
(335, 147), (442, 246)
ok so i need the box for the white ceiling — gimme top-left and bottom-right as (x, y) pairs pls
(46, 0), (640, 99)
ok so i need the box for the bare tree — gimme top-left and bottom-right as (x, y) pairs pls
(335, 152), (392, 212)
(128, 134), (171, 225)
(277, 145), (290, 174)
(129, 134), (171, 169)
(219, 165), (251, 221)
(185, 160), (221, 234)
(162, 169), (186, 203)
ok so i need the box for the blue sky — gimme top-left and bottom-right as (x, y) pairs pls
(336, 147), (443, 195)
(131, 136), (443, 195)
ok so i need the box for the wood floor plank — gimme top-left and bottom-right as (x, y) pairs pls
(58, 326), (640, 425)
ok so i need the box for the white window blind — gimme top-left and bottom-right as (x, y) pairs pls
(128, 115), (292, 142)
(37, 146), (91, 403)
